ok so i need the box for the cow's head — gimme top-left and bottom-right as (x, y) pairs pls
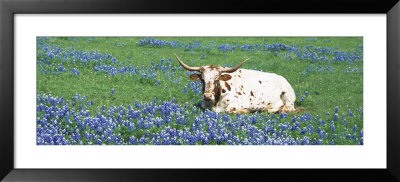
(174, 54), (248, 104)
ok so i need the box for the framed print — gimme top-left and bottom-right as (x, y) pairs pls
(1, 0), (400, 181)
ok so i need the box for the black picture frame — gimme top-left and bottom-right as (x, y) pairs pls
(1, 0), (399, 181)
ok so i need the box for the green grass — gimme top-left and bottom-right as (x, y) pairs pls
(37, 37), (363, 145)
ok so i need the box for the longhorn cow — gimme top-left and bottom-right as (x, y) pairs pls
(175, 54), (300, 114)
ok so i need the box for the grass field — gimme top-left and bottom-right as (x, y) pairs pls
(36, 37), (363, 145)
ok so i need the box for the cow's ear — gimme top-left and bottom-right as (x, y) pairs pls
(190, 74), (201, 81)
(219, 74), (232, 81)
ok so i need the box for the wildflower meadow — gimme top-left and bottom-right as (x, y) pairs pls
(36, 37), (363, 145)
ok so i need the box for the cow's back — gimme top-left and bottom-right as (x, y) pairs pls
(229, 69), (294, 94)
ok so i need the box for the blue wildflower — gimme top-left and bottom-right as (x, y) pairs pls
(349, 109), (354, 117)
(353, 124), (357, 132)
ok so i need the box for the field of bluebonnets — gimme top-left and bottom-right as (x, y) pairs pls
(36, 37), (363, 145)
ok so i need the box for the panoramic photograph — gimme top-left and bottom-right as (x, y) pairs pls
(36, 37), (363, 145)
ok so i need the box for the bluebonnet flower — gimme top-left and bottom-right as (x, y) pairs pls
(314, 115), (319, 122)
(129, 136), (136, 145)
(353, 124), (358, 132)
(59, 64), (67, 72)
(311, 138), (317, 145)
(71, 68), (80, 75)
(300, 127), (307, 135)
(302, 137), (310, 145)
(353, 133), (357, 140)
(349, 109), (354, 117)
(331, 121), (335, 133)
(308, 124), (314, 134)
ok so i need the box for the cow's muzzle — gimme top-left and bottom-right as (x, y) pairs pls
(203, 92), (214, 101)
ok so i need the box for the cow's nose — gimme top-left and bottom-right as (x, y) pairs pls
(204, 93), (213, 101)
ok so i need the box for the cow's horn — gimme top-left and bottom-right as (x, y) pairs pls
(174, 54), (201, 71)
(221, 58), (249, 73)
